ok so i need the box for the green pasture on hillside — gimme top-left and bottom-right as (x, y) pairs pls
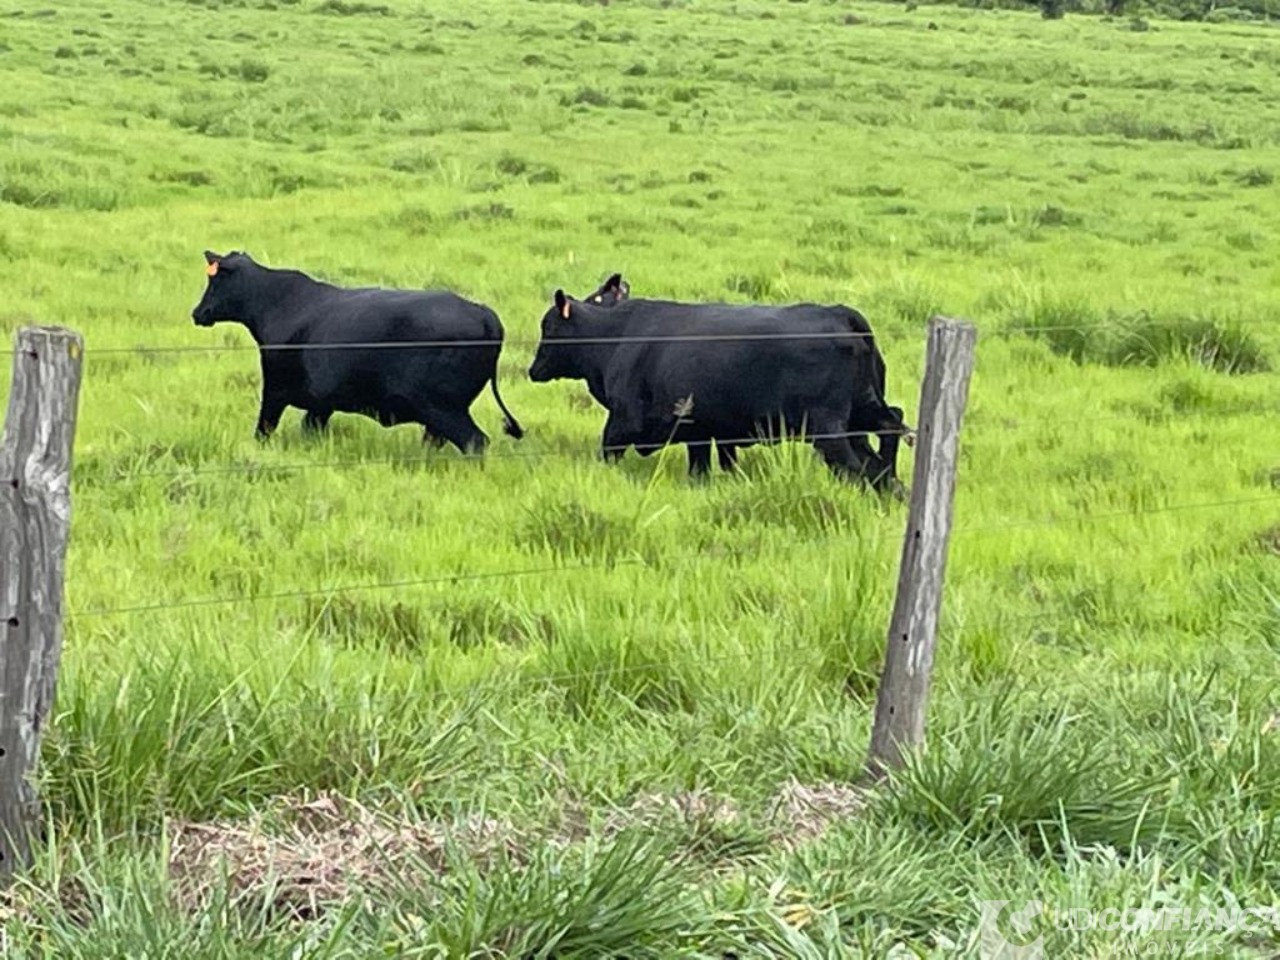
(0, 0), (1278, 955)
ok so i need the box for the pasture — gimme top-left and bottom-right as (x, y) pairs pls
(1, 0), (1278, 955)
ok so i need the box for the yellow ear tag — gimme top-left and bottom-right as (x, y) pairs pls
(206, 261), (219, 277)
(593, 295), (603, 303)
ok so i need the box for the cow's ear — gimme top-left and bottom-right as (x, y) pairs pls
(555, 289), (571, 320)
(203, 250), (221, 265)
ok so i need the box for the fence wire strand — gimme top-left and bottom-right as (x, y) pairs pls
(65, 492), (1277, 621)
(68, 538), (769, 620)
(6, 314), (1275, 358)
(84, 427), (917, 482)
(63, 329), (891, 356)
(954, 494), (1277, 538)
(62, 567), (1250, 719)
(14, 315), (1274, 627)
(74, 403), (1267, 485)
(119, 645), (818, 721)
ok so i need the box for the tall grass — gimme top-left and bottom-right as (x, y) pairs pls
(1010, 298), (1272, 374)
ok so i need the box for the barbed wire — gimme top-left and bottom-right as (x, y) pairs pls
(6, 314), (1275, 358)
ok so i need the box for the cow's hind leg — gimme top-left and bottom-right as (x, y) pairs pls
(851, 435), (897, 493)
(422, 407), (489, 456)
(686, 441), (712, 478)
(302, 409), (332, 435)
(601, 411), (629, 464)
(716, 442), (739, 473)
(812, 424), (884, 489)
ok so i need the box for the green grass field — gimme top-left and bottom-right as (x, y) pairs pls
(1, 0), (1279, 955)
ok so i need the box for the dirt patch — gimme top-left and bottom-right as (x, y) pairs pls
(765, 778), (868, 848)
(168, 793), (521, 920)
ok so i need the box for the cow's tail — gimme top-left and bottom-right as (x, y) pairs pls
(490, 370), (525, 440)
(844, 308), (914, 446)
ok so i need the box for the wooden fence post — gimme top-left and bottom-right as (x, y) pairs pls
(865, 315), (976, 781)
(0, 326), (84, 881)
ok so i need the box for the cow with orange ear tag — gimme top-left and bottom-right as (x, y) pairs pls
(189, 249), (525, 452)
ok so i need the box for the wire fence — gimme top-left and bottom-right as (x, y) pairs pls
(4, 312), (1276, 358)
(83, 426), (916, 482)
(68, 553), (667, 620)
(59, 504), (1270, 721)
(63, 491), (1277, 622)
(85, 646), (817, 725)
(12, 317), (1277, 657)
(952, 493), (1278, 537)
(0, 312), (1268, 758)
(72, 401), (1262, 484)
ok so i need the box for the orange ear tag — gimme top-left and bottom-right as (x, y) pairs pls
(206, 261), (219, 277)
(560, 302), (571, 320)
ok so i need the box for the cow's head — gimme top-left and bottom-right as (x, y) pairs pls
(191, 250), (253, 327)
(528, 274), (628, 382)
(528, 289), (578, 382)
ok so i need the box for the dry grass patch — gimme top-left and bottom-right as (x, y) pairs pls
(601, 788), (743, 839)
(167, 792), (522, 920)
(765, 778), (869, 849)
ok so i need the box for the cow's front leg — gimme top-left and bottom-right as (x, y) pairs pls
(256, 389), (288, 441)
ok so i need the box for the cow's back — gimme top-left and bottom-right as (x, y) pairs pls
(288, 287), (501, 411)
(603, 300), (867, 439)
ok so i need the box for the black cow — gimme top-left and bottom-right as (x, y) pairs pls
(191, 250), (523, 452)
(558, 275), (910, 475)
(527, 278), (910, 491)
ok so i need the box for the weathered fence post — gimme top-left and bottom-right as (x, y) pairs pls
(865, 315), (977, 781)
(0, 326), (84, 881)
